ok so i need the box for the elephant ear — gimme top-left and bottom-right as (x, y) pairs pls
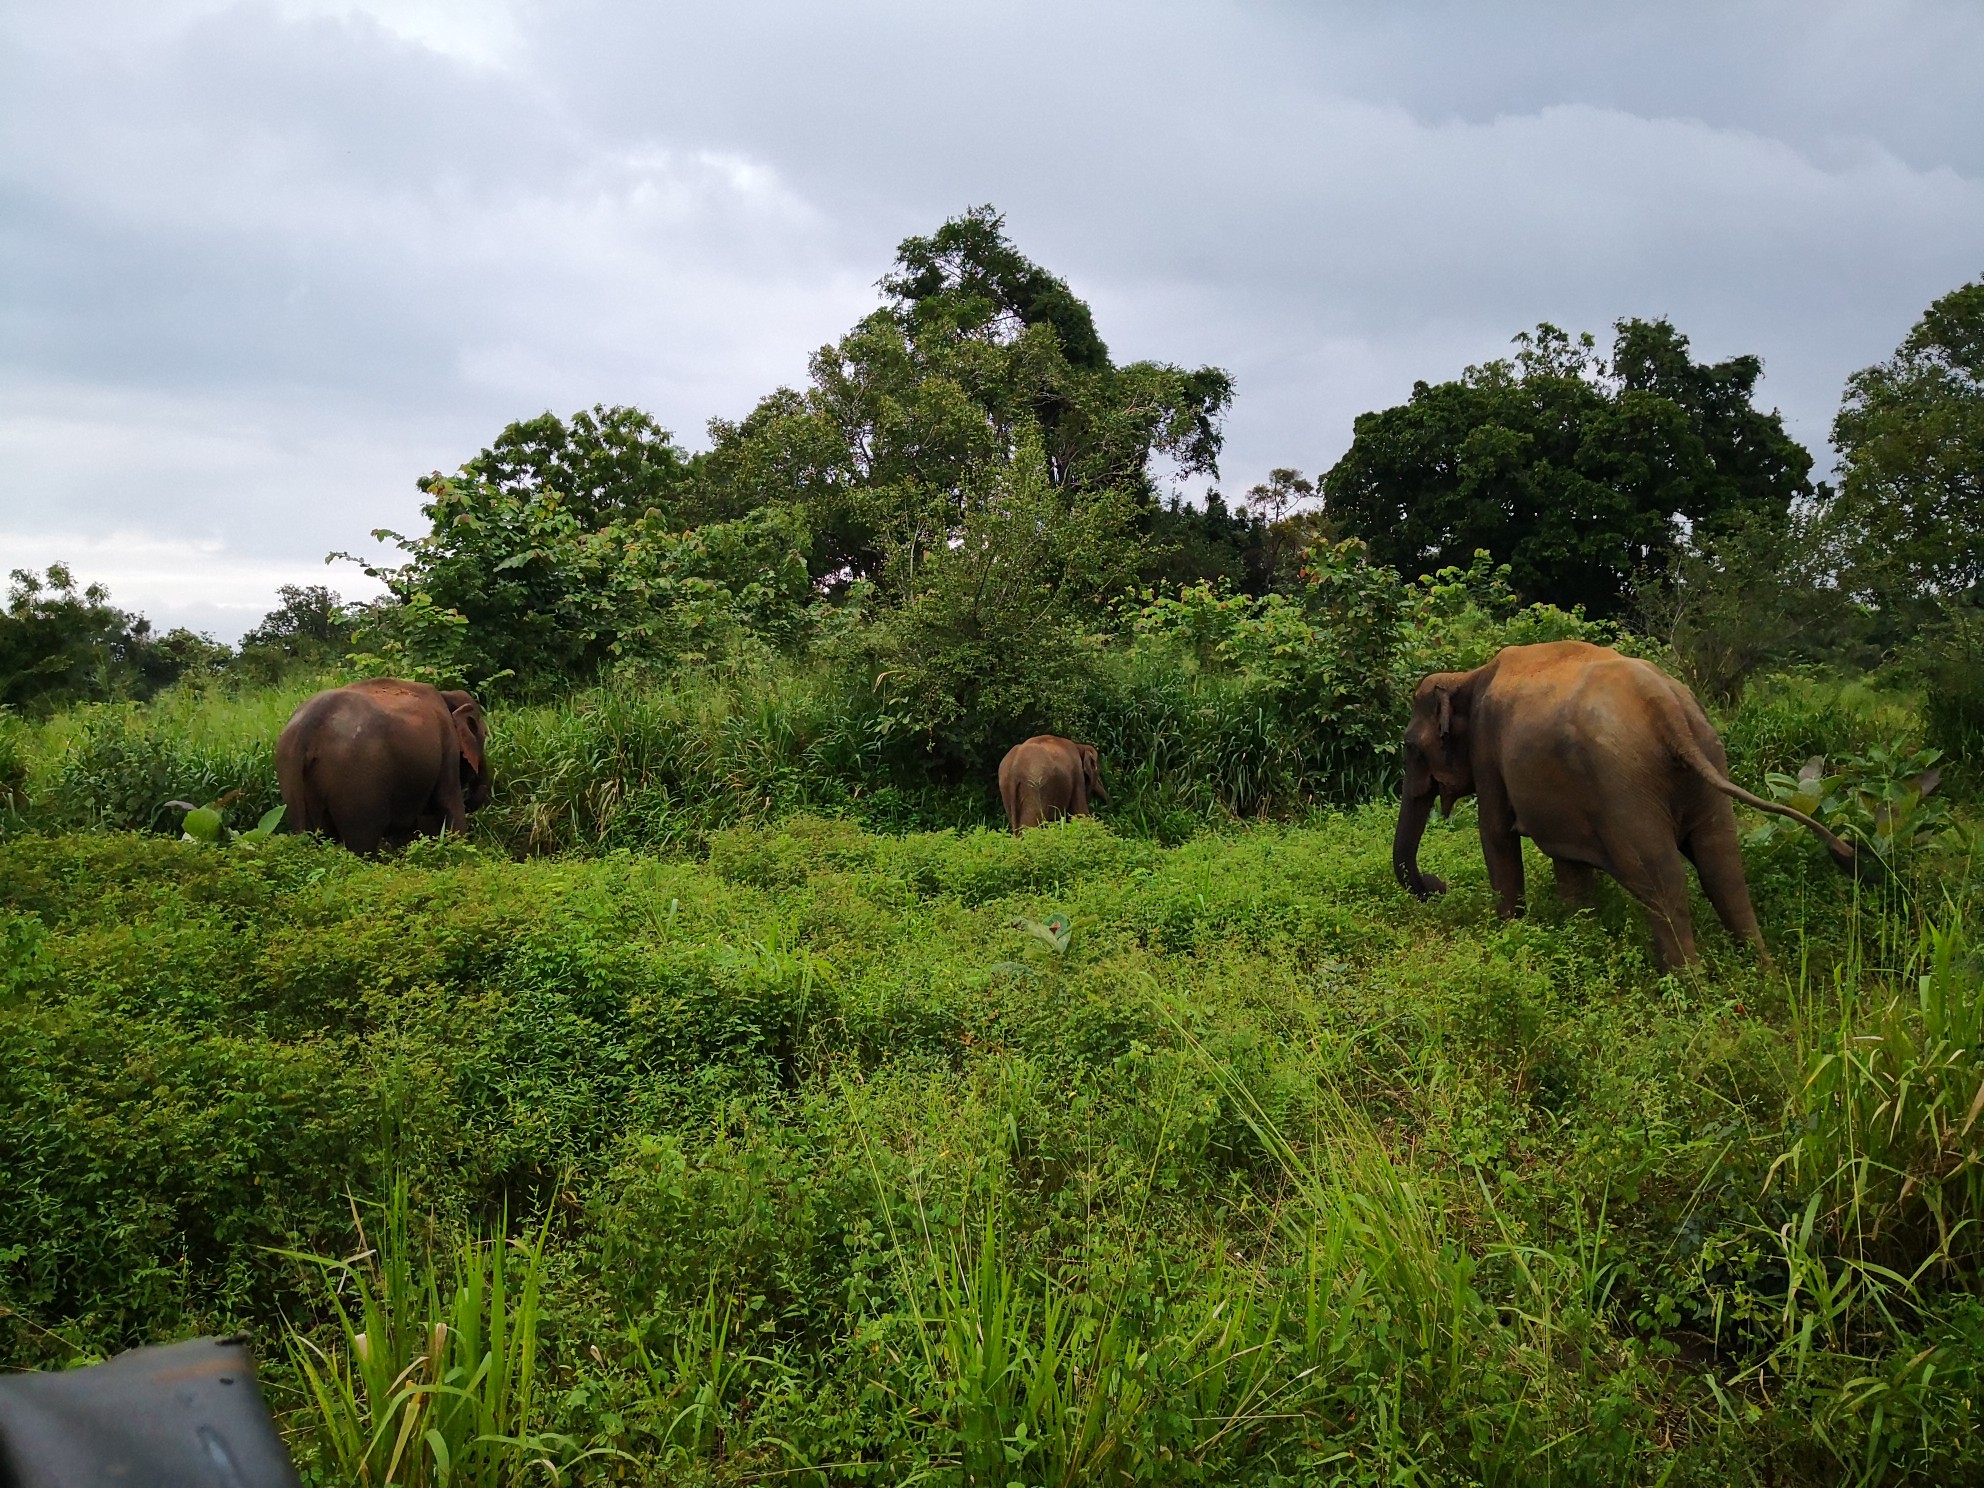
(1080, 745), (1106, 799)
(451, 703), (487, 777)
(1435, 686), (1454, 740)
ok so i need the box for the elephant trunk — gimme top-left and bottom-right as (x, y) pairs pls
(1393, 786), (1447, 899)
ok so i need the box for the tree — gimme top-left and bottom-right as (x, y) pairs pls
(1242, 468), (1334, 590)
(1635, 508), (1856, 706)
(1828, 275), (1984, 625)
(695, 206), (1233, 591)
(341, 472), (813, 691)
(459, 405), (695, 531)
(1143, 491), (1265, 595)
(343, 211), (1229, 690)
(235, 584), (358, 682)
(0, 565), (222, 711)
(859, 426), (1149, 770)
(1321, 321), (1813, 618)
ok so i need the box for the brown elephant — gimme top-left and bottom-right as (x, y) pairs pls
(277, 679), (490, 853)
(998, 735), (1108, 835)
(1393, 641), (1858, 968)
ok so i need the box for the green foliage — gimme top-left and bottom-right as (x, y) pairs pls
(1324, 319), (1815, 619)
(696, 206), (1232, 590)
(0, 711), (28, 819)
(235, 584), (360, 685)
(37, 705), (282, 835)
(1829, 274), (1984, 626)
(857, 427), (1149, 771)
(1716, 672), (1921, 786)
(1789, 919), (1984, 1273)
(343, 475), (814, 692)
(1638, 504), (1862, 706)
(1129, 540), (1409, 804)
(1142, 490), (1269, 595)
(171, 799), (286, 847)
(1752, 743), (1957, 865)
(1912, 602), (1984, 771)
(458, 404), (696, 531)
(3, 798), (1982, 1482)
(283, 1182), (602, 1485)
(1, 565), (228, 714)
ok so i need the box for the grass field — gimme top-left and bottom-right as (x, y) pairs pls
(4, 744), (1980, 1484)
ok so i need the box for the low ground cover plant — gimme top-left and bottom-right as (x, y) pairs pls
(2, 795), (1977, 1484)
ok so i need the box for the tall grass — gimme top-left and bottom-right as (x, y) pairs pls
(837, 1060), (1305, 1485)
(10, 677), (329, 833)
(1717, 671), (1922, 783)
(7, 649), (1926, 855)
(1781, 914), (1984, 1273)
(281, 1182), (607, 1486)
(1157, 992), (1672, 1483)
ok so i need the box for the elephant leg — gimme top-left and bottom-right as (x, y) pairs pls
(432, 763), (469, 835)
(1016, 792), (1043, 832)
(339, 813), (389, 855)
(1604, 834), (1698, 969)
(1686, 816), (1769, 960)
(1552, 858), (1598, 908)
(1477, 785), (1526, 919)
(320, 788), (389, 854)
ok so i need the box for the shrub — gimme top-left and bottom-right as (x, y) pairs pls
(1779, 916), (1984, 1273)
(39, 707), (280, 835)
(1717, 673), (1918, 784)
(1915, 604), (1984, 771)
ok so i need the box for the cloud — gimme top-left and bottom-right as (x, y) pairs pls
(1, 527), (385, 638)
(2, 0), (1981, 638)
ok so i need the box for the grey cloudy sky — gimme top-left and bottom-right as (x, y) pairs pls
(4, 0), (1982, 639)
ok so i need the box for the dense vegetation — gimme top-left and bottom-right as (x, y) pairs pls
(4, 219), (1984, 1484)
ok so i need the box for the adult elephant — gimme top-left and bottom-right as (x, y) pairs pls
(998, 735), (1108, 835)
(277, 679), (491, 854)
(1393, 640), (1859, 968)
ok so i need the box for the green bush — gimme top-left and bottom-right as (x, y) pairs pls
(6, 804), (1979, 1484)
(1916, 605), (1984, 771)
(39, 707), (281, 834)
(1717, 672), (1919, 784)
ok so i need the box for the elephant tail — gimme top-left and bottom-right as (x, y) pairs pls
(1665, 719), (1867, 878)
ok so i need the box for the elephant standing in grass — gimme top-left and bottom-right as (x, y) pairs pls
(277, 679), (490, 854)
(999, 735), (1108, 835)
(1393, 641), (1860, 968)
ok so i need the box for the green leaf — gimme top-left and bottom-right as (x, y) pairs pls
(180, 806), (225, 845)
(256, 803), (288, 834)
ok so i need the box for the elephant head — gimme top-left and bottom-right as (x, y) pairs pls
(443, 690), (492, 811)
(1394, 669), (1479, 899)
(1079, 744), (1109, 805)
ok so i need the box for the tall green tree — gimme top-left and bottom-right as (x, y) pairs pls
(341, 466), (812, 692)
(861, 426), (1150, 768)
(233, 584), (359, 682)
(1321, 320), (1813, 618)
(1828, 275), (1984, 623)
(0, 566), (224, 712)
(696, 206), (1234, 591)
(459, 405), (696, 531)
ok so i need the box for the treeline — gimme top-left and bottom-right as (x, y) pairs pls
(9, 209), (1983, 773)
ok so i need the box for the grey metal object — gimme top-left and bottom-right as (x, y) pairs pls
(0, 1336), (301, 1488)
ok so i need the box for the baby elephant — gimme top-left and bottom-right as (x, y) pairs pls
(999, 735), (1108, 834)
(278, 678), (490, 853)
